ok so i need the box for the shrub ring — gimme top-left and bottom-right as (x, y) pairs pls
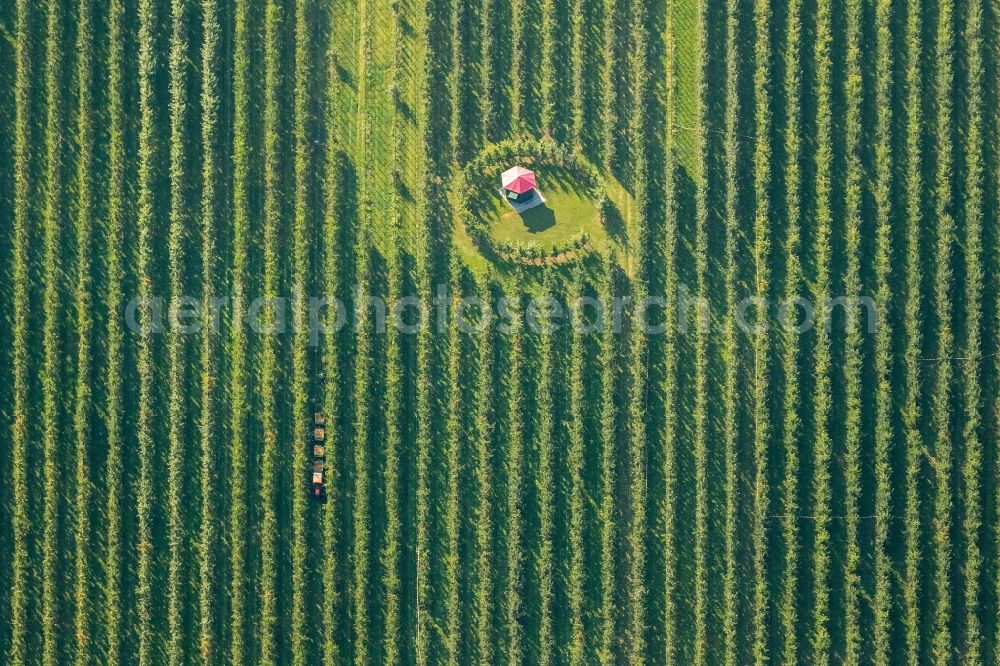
(458, 139), (611, 266)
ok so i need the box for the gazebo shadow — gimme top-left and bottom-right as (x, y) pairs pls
(519, 204), (556, 233)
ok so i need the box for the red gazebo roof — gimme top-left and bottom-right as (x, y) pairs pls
(501, 166), (536, 194)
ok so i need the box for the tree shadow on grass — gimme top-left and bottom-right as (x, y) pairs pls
(519, 205), (557, 233)
(601, 202), (626, 241)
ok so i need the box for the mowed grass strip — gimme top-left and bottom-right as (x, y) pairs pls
(331, 0), (359, 150)
(323, 0), (358, 659)
(357, 0), (395, 244)
(668, 0), (699, 173)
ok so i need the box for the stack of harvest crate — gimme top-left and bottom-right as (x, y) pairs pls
(310, 413), (327, 501)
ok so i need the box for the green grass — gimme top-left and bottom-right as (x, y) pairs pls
(668, 0), (699, 172)
(455, 165), (629, 280)
(4, 0), (1000, 664)
(490, 179), (598, 246)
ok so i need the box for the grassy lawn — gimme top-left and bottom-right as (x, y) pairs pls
(453, 162), (632, 280)
(490, 174), (600, 247)
(484, 166), (602, 246)
(668, 0), (700, 173)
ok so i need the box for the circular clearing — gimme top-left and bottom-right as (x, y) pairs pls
(459, 140), (614, 266)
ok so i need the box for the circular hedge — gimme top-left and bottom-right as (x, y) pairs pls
(458, 139), (611, 265)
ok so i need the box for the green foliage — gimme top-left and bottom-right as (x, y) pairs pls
(42, 0), (69, 661)
(504, 288), (526, 665)
(382, 169), (405, 666)
(601, 0), (627, 171)
(74, 0), (97, 660)
(473, 280), (497, 664)
(779, 0), (803, 660)
(136, 0), (166, 660)
(492, 231), (592, 265)
(479, 0), (502, 141)
(626, 0), (653, 656)
(871, 0), (893, 662)
(444, 262), (460, 665)
(197, 0), (223, 659)
(567, 274), (587, 663)
(103, 0), (130, 659)
(258, 0), (288, 662)
(539, 0), (562, 141)
(228, 0), (256, 660)
(10, 0), (36, 659)
(459, 140), (608, 259)
(570, 0), (585, 150)
(167, 0), (195, 660)
(509, 0), (528, 133)
(693, 0), (711, 659)
(751, 0), (773, 657)
(536, 277), (558, 666)
(323, 150), (351, 666)
(723, 0), (744, 661)
(842, 0), (865, 659)
(810, 0), (835, 658)
(352, 230), (374, 666)
(450, 0), (479, 163)
(6, 0), (998, 663)
(598, 255), (619, 666)
(931, 0), (956, 659)
(960, 1), (985, 661)
(291, 0), (317, 663)
(901, 1), (925, 661)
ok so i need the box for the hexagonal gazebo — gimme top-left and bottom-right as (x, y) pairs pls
(500, 165), (536, 204)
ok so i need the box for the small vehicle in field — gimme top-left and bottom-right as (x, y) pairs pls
(310, 412), (328, 502)
(311, 465), (326, 500)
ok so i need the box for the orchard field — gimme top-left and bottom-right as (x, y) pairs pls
(2, 0), (1000, 662)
